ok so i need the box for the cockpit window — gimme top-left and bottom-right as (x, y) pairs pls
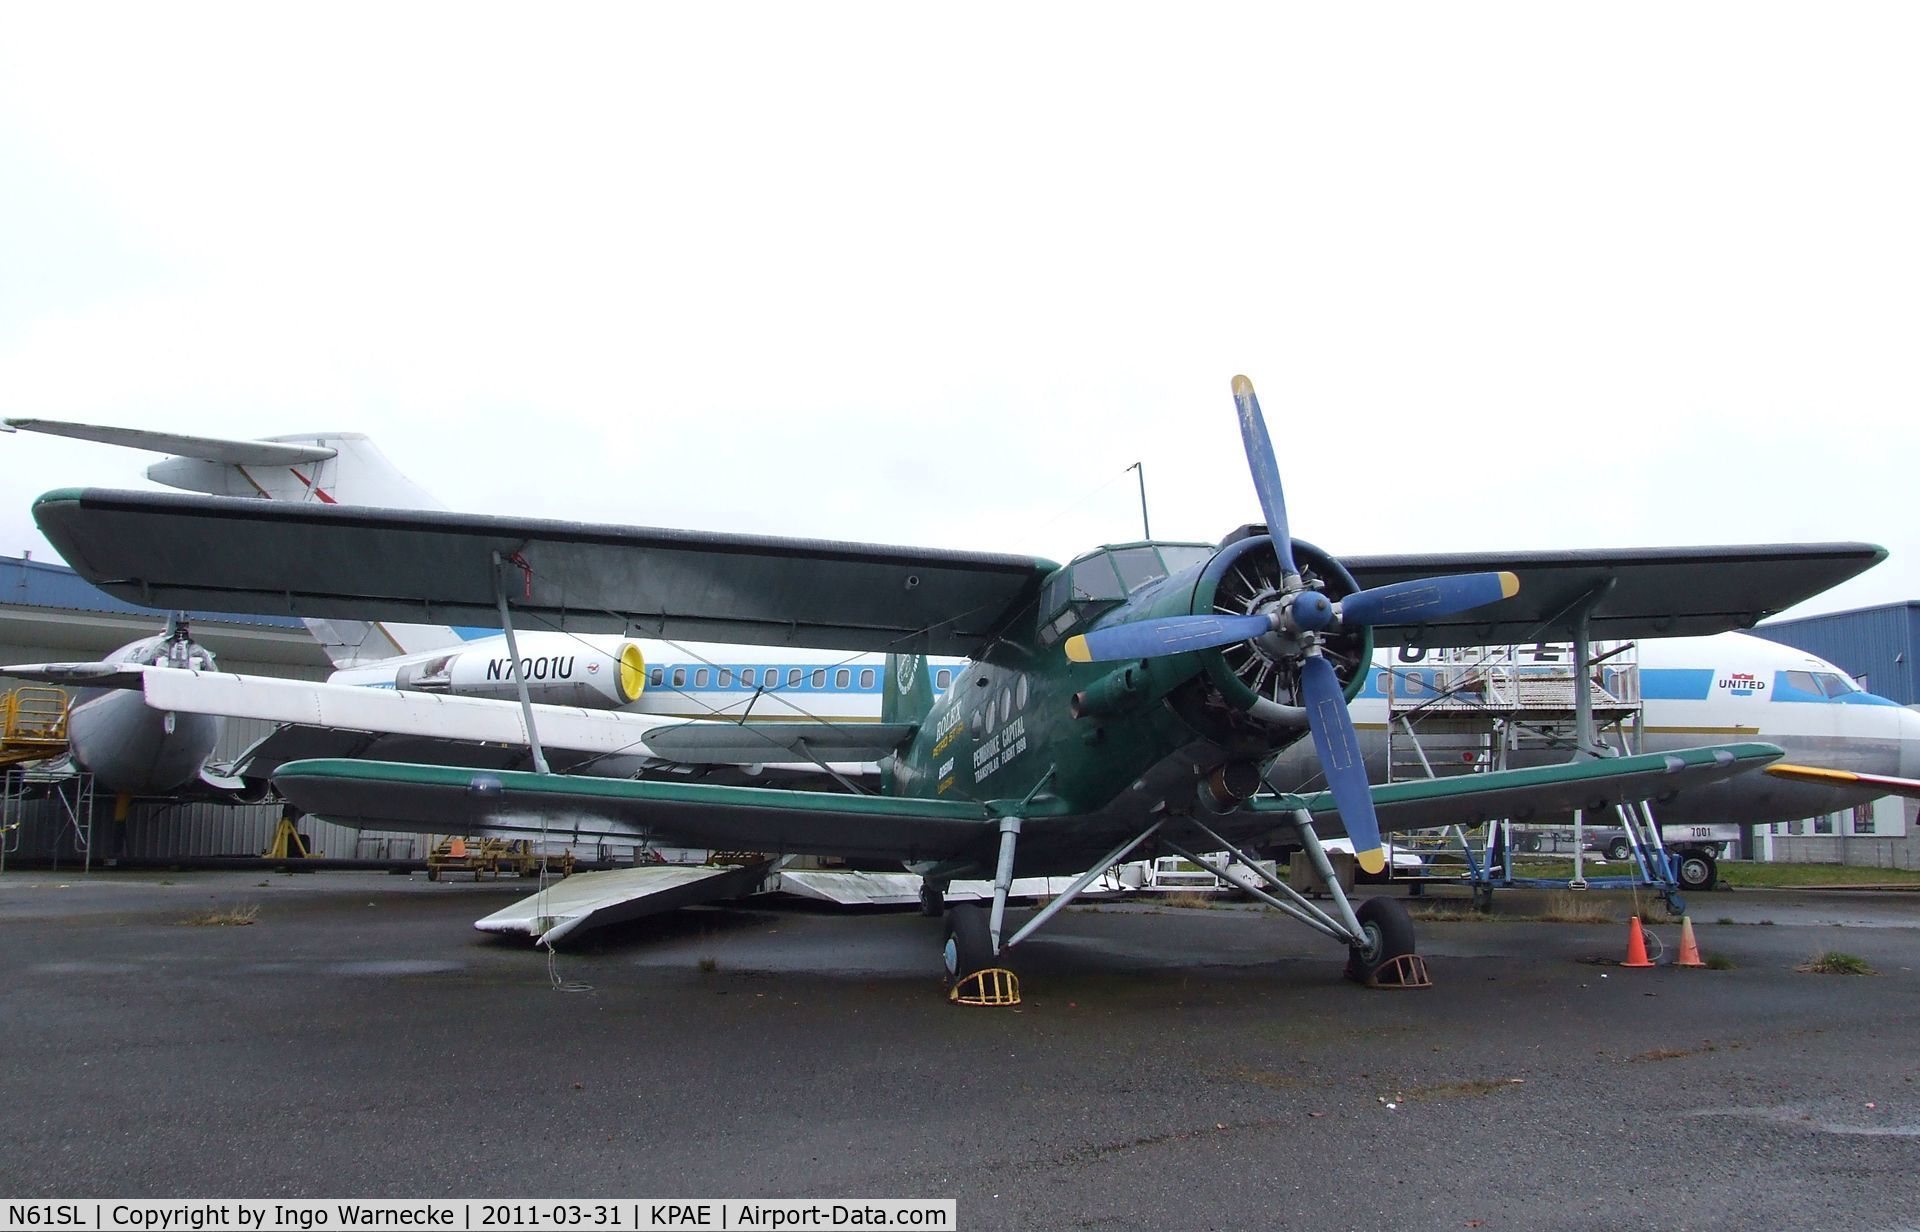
(1157, 545), (1214, 574)
(1781, 669), (1862, 699)
(1071, 555), (1125, 602)
(1109, 546), (1167, 594)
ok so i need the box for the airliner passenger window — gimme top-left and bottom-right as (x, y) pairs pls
(811, 669), (826, 688)
(859, 668), (875, 689)
(936, 669), (953, 689)
(789, 668), (803, 687)
(695, 668), (710, 687)
(835, 669), (851, 688)
(741, 668), (755, 687)
(671, 668), (686, 687)
(650, 667), (664, 686)
(718, 669), (733, 688)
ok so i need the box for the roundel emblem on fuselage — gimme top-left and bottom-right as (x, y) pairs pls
(897, 654), (921, 694)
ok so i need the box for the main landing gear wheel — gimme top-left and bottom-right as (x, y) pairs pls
(1675, 851), (1718, 893)
(1344, 896), (1417, 983)
(943, 904), (995, 982)
(919, 879), (948, 918)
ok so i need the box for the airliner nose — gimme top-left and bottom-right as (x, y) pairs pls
(1897, 703), (1920, 780)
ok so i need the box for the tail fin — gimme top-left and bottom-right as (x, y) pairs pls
(6, 421), (466, 665)
(881, 653), (936, 728)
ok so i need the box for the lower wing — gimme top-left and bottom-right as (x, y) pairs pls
(273, 758), (995, 862)
(1258, 743), (1783, 836)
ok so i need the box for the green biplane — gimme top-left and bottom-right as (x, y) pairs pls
(31, 378), (1882, 988)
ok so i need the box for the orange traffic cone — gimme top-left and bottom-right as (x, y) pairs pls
(1621, 916), (1655, 968)
(1674, 916), (1705, 968)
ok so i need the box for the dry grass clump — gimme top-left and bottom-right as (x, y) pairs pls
(178, 904), (259, 927)
(1162, 890), (1219, 910)
(1796, 951), (1875, 975)
(1537, 892), (1615, 924)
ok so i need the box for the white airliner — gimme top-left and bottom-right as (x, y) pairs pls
(6, 419), (1917, 854)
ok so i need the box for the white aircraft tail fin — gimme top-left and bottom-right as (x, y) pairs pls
(7, 420), (468, 666)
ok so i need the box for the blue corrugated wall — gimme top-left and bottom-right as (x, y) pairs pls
(1755, 602), (1920, 704)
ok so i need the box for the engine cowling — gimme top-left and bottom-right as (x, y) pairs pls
(392, 639), (648, 709)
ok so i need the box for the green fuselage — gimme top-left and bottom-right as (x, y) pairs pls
(881, 536), (1369, 877)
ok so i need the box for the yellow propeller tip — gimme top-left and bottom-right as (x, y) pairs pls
(1064, 635), (1092, 663)
(1231, 375), (1254, 397)
(1499, 571), (1520, 598)
(1356, 848), (1387, 876)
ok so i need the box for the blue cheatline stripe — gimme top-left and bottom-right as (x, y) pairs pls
(650, 664), (963, 695)
(1639, 669), (1714, 700)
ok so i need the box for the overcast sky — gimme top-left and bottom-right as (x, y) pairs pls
(2, 3), (1915, 620)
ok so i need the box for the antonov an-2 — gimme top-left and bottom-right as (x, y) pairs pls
(29, 378), (1886, 988)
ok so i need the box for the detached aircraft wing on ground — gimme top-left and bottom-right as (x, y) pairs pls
(31, 376), (1885, 990)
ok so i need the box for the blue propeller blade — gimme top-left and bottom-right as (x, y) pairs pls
(1338, 571), (1519, 629)
(1300, 654), (1386, 875)
(1231, 375), (1297, 576)
(1065, 613), (1273, 663)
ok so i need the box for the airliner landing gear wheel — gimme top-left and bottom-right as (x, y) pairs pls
(920, 880), (948, 918)
(1345, 897), (1416, 983)
(1675, 851), (1718, 893)
(943, 904), (994, 982)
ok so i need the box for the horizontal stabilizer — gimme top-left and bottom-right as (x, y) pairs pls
(641, 721), (918, 764)
(1261, 743), (1783, 836)
(1, 661), (151, 690)
(5, 420), (337, 466)
(1765, 762), (1920, 801)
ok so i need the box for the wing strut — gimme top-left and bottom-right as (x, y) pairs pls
(492, 550), (551, 776)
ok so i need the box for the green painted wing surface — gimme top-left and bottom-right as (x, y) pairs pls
(274, 759), (996, 861)
(33, 489), (1056, 657)
(1255, 743), (1783, 836)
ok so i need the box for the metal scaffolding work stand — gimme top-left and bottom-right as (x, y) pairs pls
(1382, 601), (1688, 916)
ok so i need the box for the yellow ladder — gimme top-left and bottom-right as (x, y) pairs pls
(0, 687), (69, 766)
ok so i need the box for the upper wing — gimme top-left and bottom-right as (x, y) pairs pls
(33, 489), (1055, 657)
(1258, 742), (1783, 835)
(1343, 545), (1885, 646)
(273, 758), (995, 862)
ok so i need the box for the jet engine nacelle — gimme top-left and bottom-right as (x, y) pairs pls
(392, 638), (648, 710)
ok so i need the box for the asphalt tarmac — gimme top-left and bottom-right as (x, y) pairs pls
(3, 870), (1918, 1231)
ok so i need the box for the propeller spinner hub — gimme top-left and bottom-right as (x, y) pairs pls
(1287, 589), (1335, 633)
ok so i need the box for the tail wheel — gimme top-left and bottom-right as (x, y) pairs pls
(943, 904), (996, 982)
(1345, 896), (1416, 982)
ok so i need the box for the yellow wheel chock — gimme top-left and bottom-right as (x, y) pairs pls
(948, 968), (1021, 1007)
